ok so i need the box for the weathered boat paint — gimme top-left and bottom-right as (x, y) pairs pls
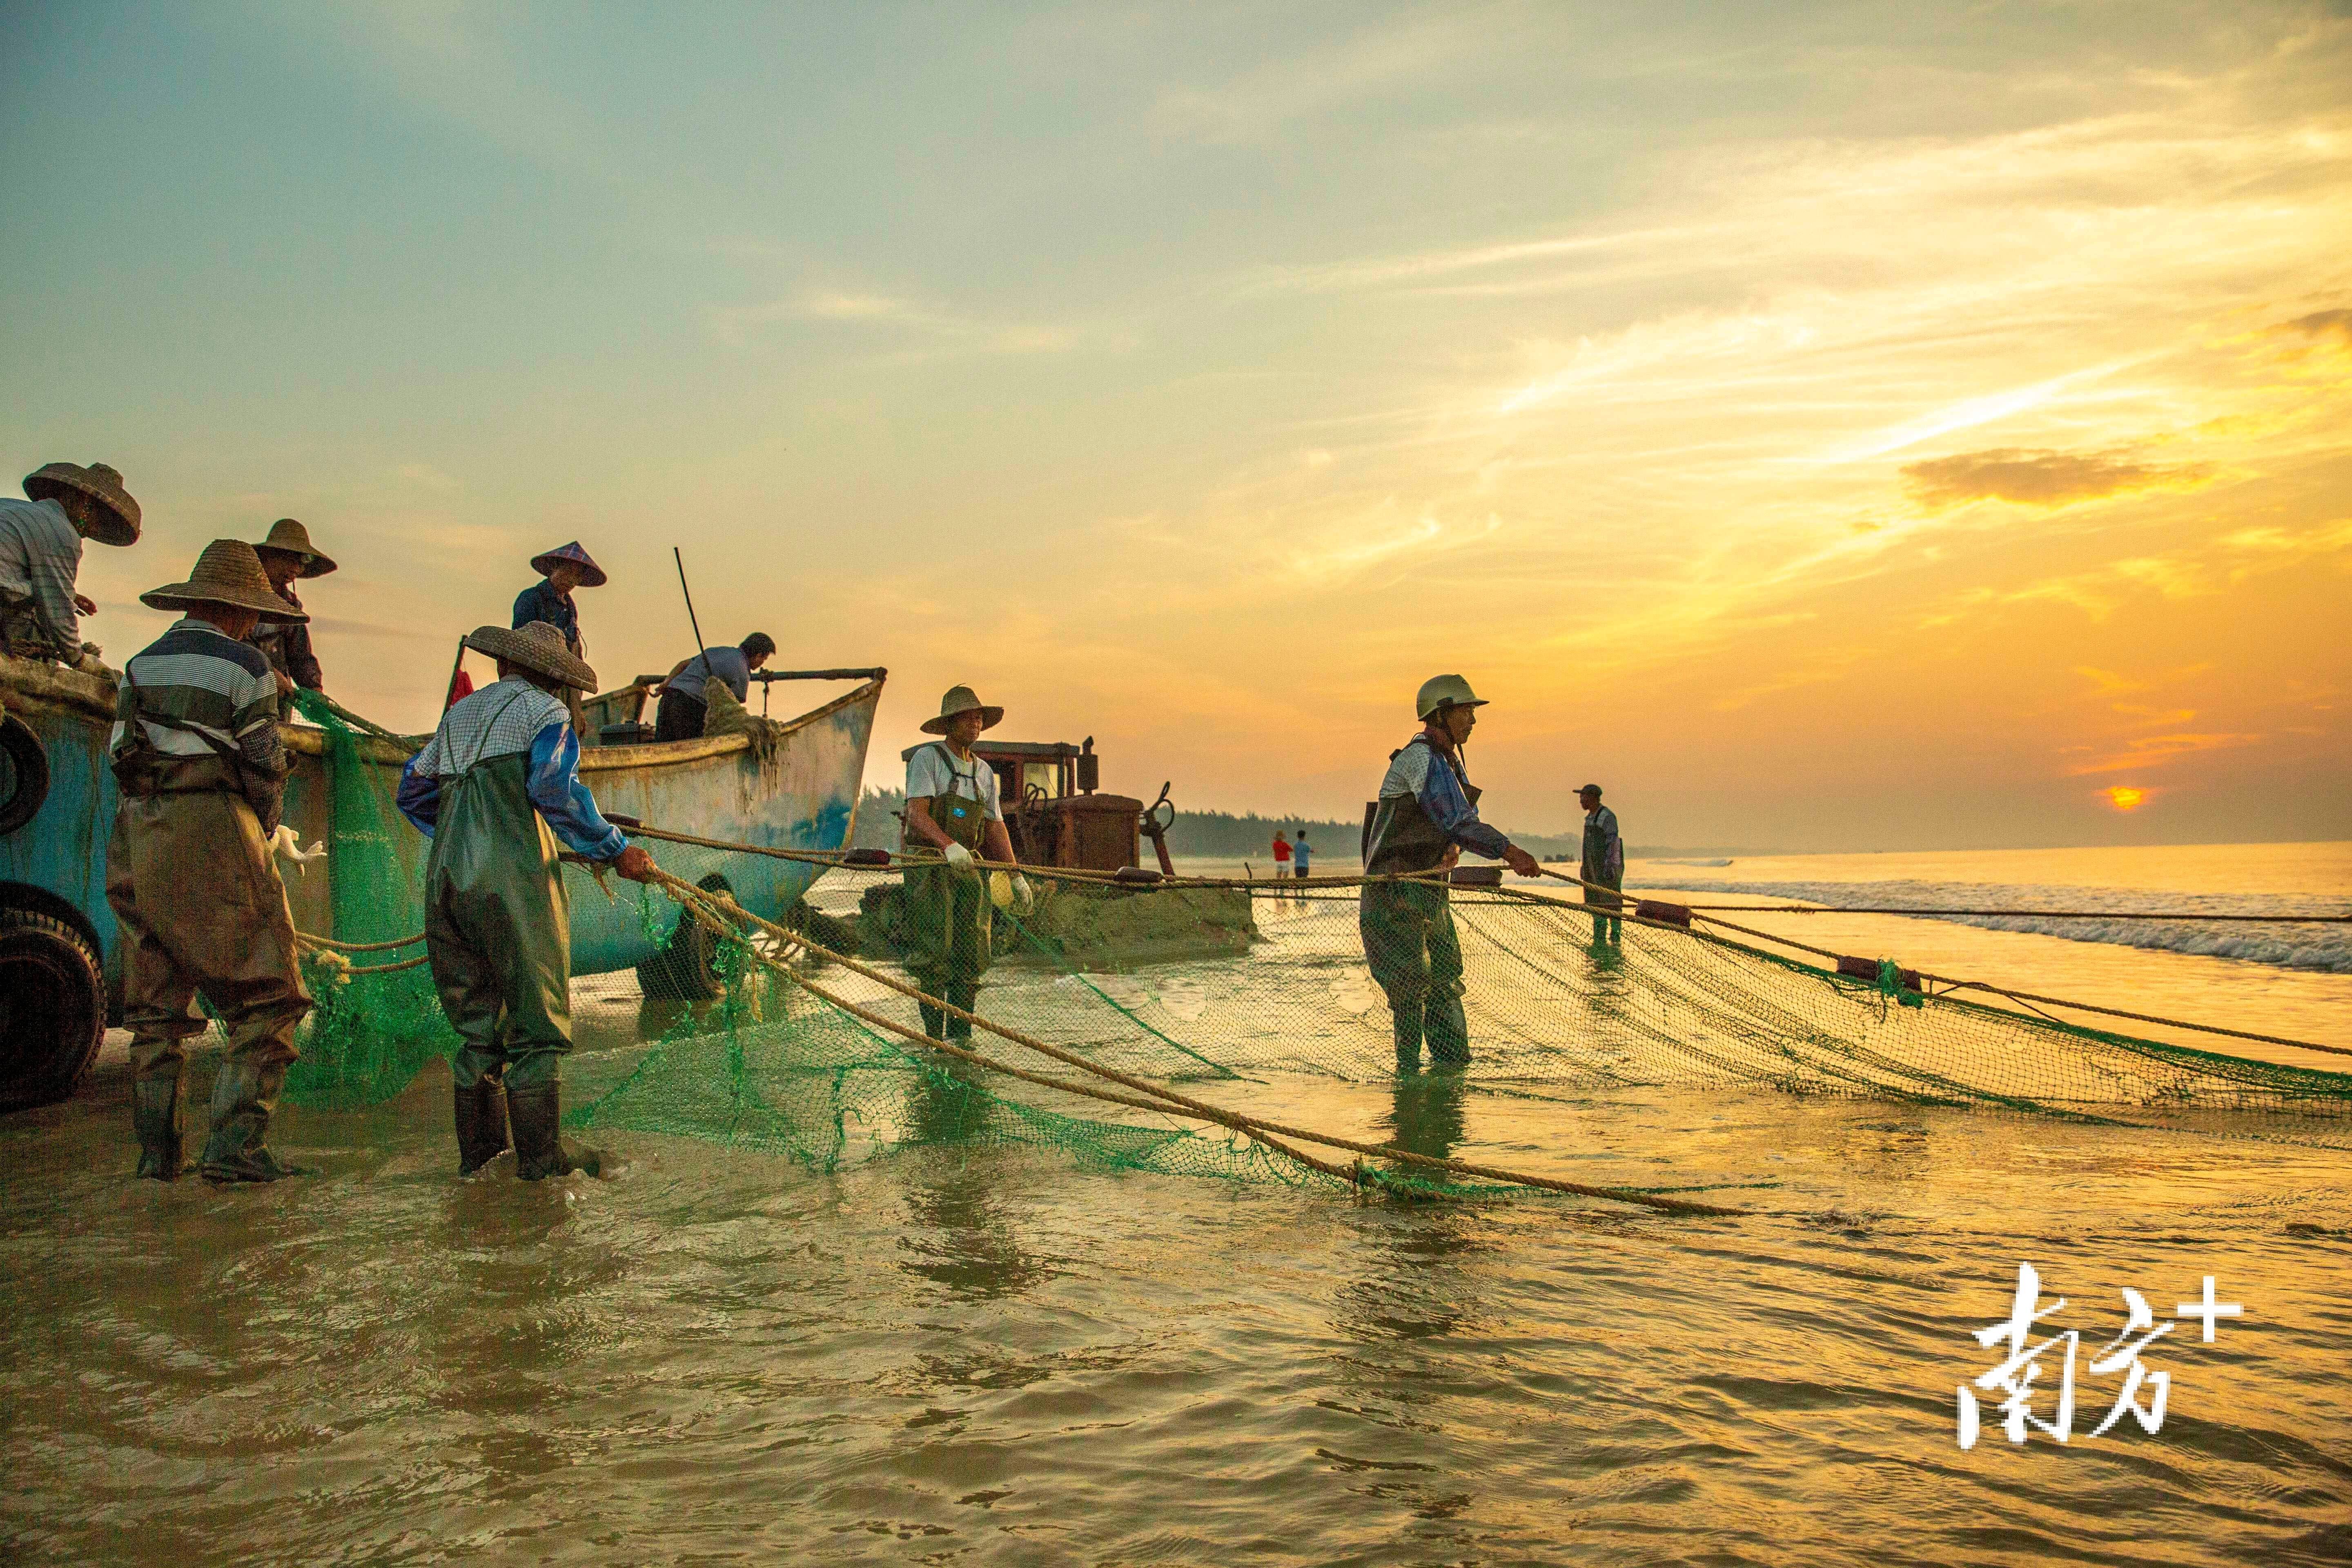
(281, 676), (883, 975)
(4, 653), (881, 993)
(0, 656), (122, 981)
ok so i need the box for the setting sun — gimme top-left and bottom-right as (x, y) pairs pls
(2104, 786), (2149, 812)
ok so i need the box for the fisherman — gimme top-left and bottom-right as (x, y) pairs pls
(106, 541), (312, 1183)
(901, 686), (1033, 1041)
(396, 621), (656, 1179)
(1, 461), (141, 670)
(652, 632), (777, 742)
(1360, 675), (1540, 1073)
(1579, 783), (1624, 943)
(1293, 826), (1313, 883)
(245, 518), (334, 695)
(511, 541), (603, 658)
(1271, 830), (1291, 900)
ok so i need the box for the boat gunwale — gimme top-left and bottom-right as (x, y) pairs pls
(277, 675), (887, 769)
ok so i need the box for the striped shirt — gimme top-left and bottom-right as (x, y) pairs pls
(112, 619), (283, 760)
(0, 496), (85, 646)
(111, 618), (289, 829)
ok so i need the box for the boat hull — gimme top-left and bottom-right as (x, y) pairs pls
(281, 677), (882, 976)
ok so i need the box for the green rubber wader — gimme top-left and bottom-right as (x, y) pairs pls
(902, 746), (993, 1039)
(423, 750), (573, 1092)
(1359, 880), (1468, 1071)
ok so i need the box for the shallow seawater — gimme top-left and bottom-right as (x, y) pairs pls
(6, 842), (2352, 1564)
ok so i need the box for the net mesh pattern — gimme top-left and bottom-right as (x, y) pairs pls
(253, 701), (2352, 1192)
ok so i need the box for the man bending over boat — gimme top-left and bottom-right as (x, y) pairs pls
(901, 685), (1032, 1041)
(399, 621), (655, 1180)
(1360, 675), (1540, 1074)
(651, 631), (776, 742)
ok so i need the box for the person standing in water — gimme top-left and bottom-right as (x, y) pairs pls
(106, 541), (312, 1183)
(1360, 675), (1541, 1073)
(901, 686), (1032, 1042)
(1579, 783), (1624, 942)
(398, 621), (656, 1179)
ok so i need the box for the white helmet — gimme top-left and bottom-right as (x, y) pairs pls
(1415, 674), (1488, 722)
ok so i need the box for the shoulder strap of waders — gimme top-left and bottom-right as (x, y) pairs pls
(453, 686), (540, 777)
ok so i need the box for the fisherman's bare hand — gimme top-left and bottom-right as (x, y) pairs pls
(1504, 845), (1542, 878)
(73, 593), (97, 617)
(274, 670), (295, 697)
(612, 845), (657, 883)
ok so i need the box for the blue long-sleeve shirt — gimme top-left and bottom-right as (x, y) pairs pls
(397, 679), (628, 860)
(1376, 735), (1512, 860)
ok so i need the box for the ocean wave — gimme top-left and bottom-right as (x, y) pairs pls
(1634, 877), (2352, 975)
(1651, 858), (1734, 867)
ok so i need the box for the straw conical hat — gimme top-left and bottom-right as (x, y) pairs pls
(463, 620), (598, 692)
(23, 461), (140, 547)
(252, 517), (338, 577)
(139, 540), (306, 622)
(920, 684), (1003, 735)
(529, 541), (607, 588)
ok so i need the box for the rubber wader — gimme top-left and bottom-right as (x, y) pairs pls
(105, 740), (313, 1183)
(1360, 738), (1479, 1073)
(903, 744), (993, 1041)
(422, 741), (599, 1179)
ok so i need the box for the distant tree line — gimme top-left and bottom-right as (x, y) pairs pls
(849, 786), (1680, 864)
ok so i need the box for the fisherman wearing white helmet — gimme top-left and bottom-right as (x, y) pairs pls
(1359, 675), (1541, 1072)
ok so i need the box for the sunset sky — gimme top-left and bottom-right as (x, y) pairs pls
(4, 2), (2346, 850)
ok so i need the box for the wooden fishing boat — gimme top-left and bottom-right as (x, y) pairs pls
(0, 651), (885, 1106)
(281, 670), (886, 992)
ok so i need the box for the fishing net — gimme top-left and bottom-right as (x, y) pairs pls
(237, 702), (2352, 1194)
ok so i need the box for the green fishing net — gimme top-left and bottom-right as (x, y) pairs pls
(237, 699), (2352, 1190)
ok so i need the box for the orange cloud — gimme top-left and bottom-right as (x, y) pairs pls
(1901, 447), (2216, 511)
(2063, 732), (2262, 776)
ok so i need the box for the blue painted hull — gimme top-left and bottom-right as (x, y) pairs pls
(0, 659), (122, 981)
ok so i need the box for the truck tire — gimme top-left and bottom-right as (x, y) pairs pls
(635, 872), (737, 1001)
(0, 714), (49, 837)
(0, 906), (105, 1112)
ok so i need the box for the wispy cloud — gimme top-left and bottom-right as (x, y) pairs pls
(1902, 446), (2217, 510)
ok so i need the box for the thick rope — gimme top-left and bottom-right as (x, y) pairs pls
(644, 866), (1744, 1216)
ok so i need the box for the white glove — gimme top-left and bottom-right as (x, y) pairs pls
(1011, 873), (1034, 911)
(942, 842), (974, 871)
(989, 871), (1013, 910)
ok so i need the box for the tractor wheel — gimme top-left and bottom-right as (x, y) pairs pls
(0, 906), (105, 1112)
(0, 714), (49, 837)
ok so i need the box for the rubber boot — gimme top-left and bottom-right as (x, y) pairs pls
(197, 1060), (309, 1183)
(1425, 992), (1471, 1070)
(1392, 1005), (1424, 1075)
(133, 1076), (187, 1180)
(919, 1000), (947, 1041)
(943, 979), (978, 1042)
(453, 1078), (510, 1176)
(507, 1082), (602, 1181)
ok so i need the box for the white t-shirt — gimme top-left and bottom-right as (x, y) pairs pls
(904, 742), (1003, 822)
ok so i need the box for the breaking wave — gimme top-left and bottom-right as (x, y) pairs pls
(1634, 877), (2352, 976)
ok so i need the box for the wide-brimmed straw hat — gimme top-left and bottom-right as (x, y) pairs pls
(23, 461), (140, 547)
(140, 540), (307, 623)
(920, 684), (1003, 735)
(463, 620), (598, 692)
(252, 517), (338, 577)
(529, 541), (606, 588)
